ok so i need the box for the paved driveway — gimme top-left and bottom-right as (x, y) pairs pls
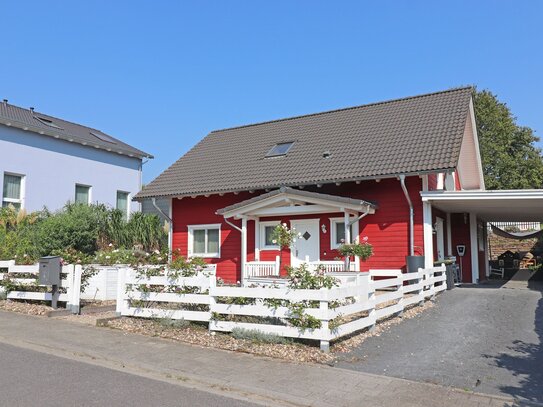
(336, 281), (543, 403)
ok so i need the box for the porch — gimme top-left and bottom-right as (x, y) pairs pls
(216, 187), (377, 284)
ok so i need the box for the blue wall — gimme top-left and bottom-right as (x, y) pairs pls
(0, 125), (142, 212)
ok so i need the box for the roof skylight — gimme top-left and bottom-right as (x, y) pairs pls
(34, 116), (63, 130)
(266, 142), (294, 158)
(90, 131), (117, 144)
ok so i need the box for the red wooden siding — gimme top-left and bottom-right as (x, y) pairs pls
(171, 176), (425, 282)
(449, 213), (472, 283)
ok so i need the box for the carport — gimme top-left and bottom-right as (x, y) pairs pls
(421, 190), (543, 283)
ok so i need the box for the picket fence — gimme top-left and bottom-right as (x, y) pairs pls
(116, 264), (447, 351)
(0, 260), (82, 313)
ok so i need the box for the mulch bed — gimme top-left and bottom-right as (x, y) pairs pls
(0, 299), (55, 316)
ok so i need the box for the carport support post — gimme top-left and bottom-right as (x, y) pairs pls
(469, 212), (479, 284)
(423, 202), (434, 268)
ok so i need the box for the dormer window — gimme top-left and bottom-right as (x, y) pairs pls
(266, 142), (294, 158)
(34, 116), (63, 130)
(90, 131), (117, 144)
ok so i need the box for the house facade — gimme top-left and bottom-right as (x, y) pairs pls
(0, 100), (152, 214)
(136, 87), (543, 284)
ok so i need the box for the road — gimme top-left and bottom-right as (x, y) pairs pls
(336, 281), (543, 403)
(0, 342), (258, 407)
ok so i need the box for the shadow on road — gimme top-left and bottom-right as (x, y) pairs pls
(484, 283), (543, 403)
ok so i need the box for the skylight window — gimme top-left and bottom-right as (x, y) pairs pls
(90, 131), (117, 144)
(266, 142), (294, 158)
(34, 116), (63, 130)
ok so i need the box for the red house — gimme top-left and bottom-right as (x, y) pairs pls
(136, 87), (543, 284)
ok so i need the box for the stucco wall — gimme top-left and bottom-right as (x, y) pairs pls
(0, 125), (142, 212)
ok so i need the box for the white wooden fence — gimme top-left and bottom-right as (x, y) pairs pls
(116, 264), (447, 351)
(0, 261), (82, 313)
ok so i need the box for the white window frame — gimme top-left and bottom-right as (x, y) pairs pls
(2, 172), (25, 210)
(75, 183), (92, 205)
(259, 221), (280, 250)
(116, 190), (130, 219)
(187, 223), (221, 258)
(329, 217), (359, 249)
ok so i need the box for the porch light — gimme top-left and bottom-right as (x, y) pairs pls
(321, 224), (327, 233)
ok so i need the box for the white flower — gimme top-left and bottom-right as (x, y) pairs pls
(282, 223), (287, 227)
(298, 233), (302, 237)
(105, 255), (111, 259)
(272, 239), (277, 244)
(108, 243), (113, 247)
(292, 238), (297, 243)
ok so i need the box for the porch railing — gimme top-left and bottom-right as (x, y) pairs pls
(244, 258), (357, 281)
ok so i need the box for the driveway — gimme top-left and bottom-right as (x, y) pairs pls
(336, 281), (543, 403)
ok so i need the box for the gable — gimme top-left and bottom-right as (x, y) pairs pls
(456, 99), (485, 190)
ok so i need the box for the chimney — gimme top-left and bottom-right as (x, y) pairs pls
(2, 99), (7, 106)
(29, 107), (34, 114)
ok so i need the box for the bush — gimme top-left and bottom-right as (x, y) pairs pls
(231, 328), (292, 344)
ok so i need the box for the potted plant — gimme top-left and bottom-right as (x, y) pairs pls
(338, 236), (373, 271)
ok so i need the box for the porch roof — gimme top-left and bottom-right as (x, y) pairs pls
(217, 187), (378, 218)
(421, 189), (543, 222)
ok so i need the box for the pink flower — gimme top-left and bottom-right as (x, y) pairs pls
(362, 236), (369, 242)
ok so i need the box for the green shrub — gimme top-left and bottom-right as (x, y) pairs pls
(157, 317), (190, 330)
(231, 327), (292, 344)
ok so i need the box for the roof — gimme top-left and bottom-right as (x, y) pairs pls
(0, 101), (152, 159)
(216, 186), (378, 217)
(137, 87), (473, 199)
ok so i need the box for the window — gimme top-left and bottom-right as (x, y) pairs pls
(2, 173), (24, 210)
(188, 224), (221, 257)
(265, 142), (294, 158)
(116, 191), (129, 219)
(34, 116), (63, 129)
(75, 184), (91, 205)
(329, 218), (356, 249)
(259, 221), (280, 249)
(90, 131), (117, 144)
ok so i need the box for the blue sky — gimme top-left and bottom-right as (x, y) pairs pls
(1, 1), (542, 182)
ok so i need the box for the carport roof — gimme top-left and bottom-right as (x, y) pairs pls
(421, 189), (543, 222)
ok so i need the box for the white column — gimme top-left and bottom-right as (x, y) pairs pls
(344, 212), (351, 244)
(254, 218), (260, 261)
(446, 212), (452, 257)
(423, 202), (434, 268)
(483, 222), (490, 278)
(469, 212), (479, 283)
(241, 216), (248, 283)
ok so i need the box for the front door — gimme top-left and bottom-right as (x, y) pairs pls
(290, 219), (320, 268)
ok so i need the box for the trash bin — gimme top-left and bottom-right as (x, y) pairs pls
(406, 255), (425, 274)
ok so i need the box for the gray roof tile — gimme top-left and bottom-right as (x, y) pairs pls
(0, 101), (152, 158)
(136, 87), (472, 199)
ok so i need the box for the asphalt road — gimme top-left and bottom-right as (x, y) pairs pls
(336, 281), (543, 403)
(0, 342), (259, 407)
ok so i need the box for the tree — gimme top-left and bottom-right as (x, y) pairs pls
(473, 89), (543, 189)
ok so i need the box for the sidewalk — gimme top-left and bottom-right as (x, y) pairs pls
(0, 310), (527, 407)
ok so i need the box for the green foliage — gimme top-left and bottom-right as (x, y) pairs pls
(286, 263), (339, 290)
(231, 327), (292, 344)
(157, 317), (190, 330)
(473, 89), (543, 189)
(0, 203), (168, 264)
(338, 241), (373, 261)
(270, 223), (300, 249)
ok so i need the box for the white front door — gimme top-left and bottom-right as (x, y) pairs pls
(290, 219), (320, 268)
(436, 217), (445, 261)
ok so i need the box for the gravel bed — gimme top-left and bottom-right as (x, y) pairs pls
(0, 300), (54, 316)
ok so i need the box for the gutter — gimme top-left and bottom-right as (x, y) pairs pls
(399, 174), (414, 256)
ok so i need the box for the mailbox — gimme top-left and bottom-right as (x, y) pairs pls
(39, 256), (62, 286)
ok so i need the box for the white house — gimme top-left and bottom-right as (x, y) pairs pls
(0, 99), (152, 215)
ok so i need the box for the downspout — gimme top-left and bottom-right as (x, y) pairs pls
(399, 174), (414, 256)
(224, 217), (242, 233)
(152, 197), (173, 260)
(347, 207), (371, 228)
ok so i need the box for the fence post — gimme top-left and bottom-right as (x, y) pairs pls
(418, 267), (425, 306)
(396, 270), (404, 317)
(430, 267), (436, 301)
(319, 287), (330, 352)
(116, 267), (127, 316)
(71, 265), (82, 314)
(275, 256), (280, 276)
(368, 272), (376, 332)
(208, 272), (216, 331)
